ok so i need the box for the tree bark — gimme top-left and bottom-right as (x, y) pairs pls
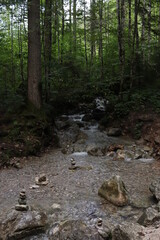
(28, 0), (42, 109)
(44, 0), (52, 101)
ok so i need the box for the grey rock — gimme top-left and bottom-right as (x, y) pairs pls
(57, 122), (80, 148)
(112, 223), (144, 240)
(0, 209), (47, 239)
(87, 145), (107, 156)
(15, 204), (29, 211)
(98, 175), (129, 206)
(138, 207), (160, 226)
(149, 178), (160, 201)
(48, 220), (106, 240)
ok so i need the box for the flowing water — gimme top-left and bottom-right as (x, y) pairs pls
(0, 113), (159, 228)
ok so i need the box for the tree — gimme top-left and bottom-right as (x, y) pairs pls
(44, 0), (52, 101)
(28, 0), (42, 109)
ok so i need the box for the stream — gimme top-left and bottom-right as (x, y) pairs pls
(0, 112), (159, 233)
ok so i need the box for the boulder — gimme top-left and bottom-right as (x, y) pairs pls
(149, 178), (160, 201)
(57, 122), (80, 148)
(87, 145), (107, 156)
(98, 175), (129, 206)
(112, 223), (144, 240)
(0, 209), (47, 239)
(137, 206), (160, 226)
(107, 128), (122, 137)
(48, 220), (107, 240)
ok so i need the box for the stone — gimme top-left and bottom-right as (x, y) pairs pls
(0, 209), (47, 239)
(38, 174), (47, 182)
(116, 150), (125, 160)
(137, 207), (160, 226)
(15, 189), (29, 211)
(15, 204), (29, 211)
(97, 218), (103, 227)
(35, 174), (48, 185)
(30, 185), (40, 189)
(143, 223), (160, 240)
(98, 175), (129, 206)
(143, 146), (152, 152)
(48, 220), (105, 240)
(149, 178), (160, 201)
(108, 144), (124, 152)
(107, 128), (122, 137)
(97, 226), (111, 240)
(107, 151), (115, 158)
(112, 223), (144, 240)
(50, 203), (61, 214)
(87, 145), (107, 157)
(57, 122), (80, 148)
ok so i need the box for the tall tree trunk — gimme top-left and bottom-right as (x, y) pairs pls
(28, 0), (42, 109)
(148, 0), (151, 60)
(61, 0), (64, 62)
(44, 0), (52, 101)
(117, 0), (125, 98)
(130, 0), (140, 90)
(73, 0), (77, 54)
(90, 0), (96, 65)
(11, 7), (15, 90)
(69, 0), (72, 53)
(159, 3), (160, 45)
(128, 0), (131, 47)
(83, 1), (88, 67)
(99, 0), (103, 77)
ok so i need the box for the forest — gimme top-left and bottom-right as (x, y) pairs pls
(0, 0), (160, 110)
(1, 1), (160, 239)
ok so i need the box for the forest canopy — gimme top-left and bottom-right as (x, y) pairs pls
(0, 0), (160, 111)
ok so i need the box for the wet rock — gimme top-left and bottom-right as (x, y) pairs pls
(138, 206), (160, 226)
(108, 144), (124, 152)
(48, 220), (106, 240)
(87, 145), (107, 156)
(107, 128), (122, 137)
(116, 150), (125, 160)
(154, 136), (160, 144)
(0, 209), (47, 239)
(98, 175), (129, 206)
(107, 151), (115, 158)
(149, 178), (160, 201)
(134, 149), (143, 159)
(57, 122), (80, 148)
(55, 119), (70, 130)
(112, 222), (144, 240)
(143, 146), (152, 152)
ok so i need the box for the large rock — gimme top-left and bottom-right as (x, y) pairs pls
(149, 178), (160, 201)
(48, 220), (108, 240)
(137, 206), (160, 226)
(98, 175), (129, 206)
(0, 209), (47, 239)
(57, 121), (80, 148)
(87, 145), (107, 156)
(107, 128), (122, 137)
(112, 223), (144, 240)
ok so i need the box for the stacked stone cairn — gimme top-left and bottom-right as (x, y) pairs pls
(15, 189), (29, 211)
(69, 158), (77, 170)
